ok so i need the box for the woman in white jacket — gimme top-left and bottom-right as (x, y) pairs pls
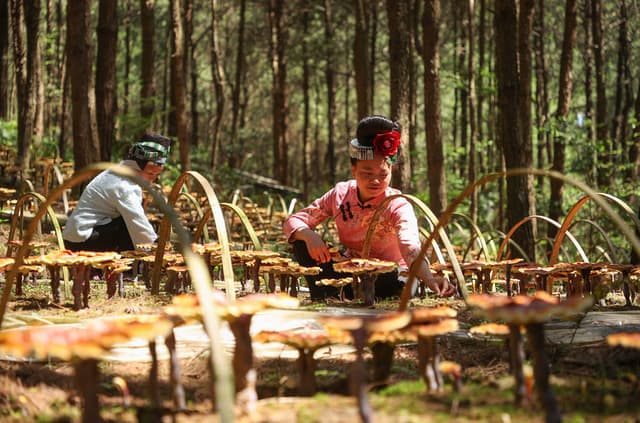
(62, 133), (171, 253)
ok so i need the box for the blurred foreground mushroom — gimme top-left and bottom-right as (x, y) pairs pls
(0, 314), (179, 423)
(319, 311), (411, 423)
(467, 291), (593, 423)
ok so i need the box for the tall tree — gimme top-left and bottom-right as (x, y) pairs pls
(267, 0), (289, 184)
(467, 0), (478, 222)
(323, 0), (336, 184)
(0, 0), (8, 119)
(495, 0), (535, 261)
(11, 0), (41, 171)
(353, 0), (371, 119)
(140, 0), (156, 126)
(67, 0), (100, 174)
(169, 0), (189, 172)
(533, 0), (550, 187)
(386, 0), (411, 191)
(209, 0), (225, 172)
(230, 0), (246, 164)
(95, 0), (118, 161)
(423, 0), (446, 217)
(548, 0), (577, 242)
(301, 6), (311, 201)
(591, 0), (608, 187)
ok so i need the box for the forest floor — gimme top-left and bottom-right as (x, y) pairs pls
(1, 224), (640, 422)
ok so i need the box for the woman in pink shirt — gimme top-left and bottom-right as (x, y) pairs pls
(284, 115), (456, 301)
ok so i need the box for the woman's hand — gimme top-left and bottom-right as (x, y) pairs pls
(424, 275), (457, 297)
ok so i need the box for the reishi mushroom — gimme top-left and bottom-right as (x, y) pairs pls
(467, 291), (593, 423)
(319, 311), (411, 423)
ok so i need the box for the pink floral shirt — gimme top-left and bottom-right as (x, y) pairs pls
(283, 180), (421, 267)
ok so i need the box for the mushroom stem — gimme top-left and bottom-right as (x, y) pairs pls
(105, 269), (117, 298)
(252, 259), (262, 293)
(360, 274), (376, 306)
(165, 331), (186, 410)
(370, 341), (395, 385)
(350, 327), (372, 423)
(148, 340), (160, 408)
(48, 265), (61, 303)
(418, 335), (442, 392)
(74, 358), (102, 423)
(508, 324), (526, 405)
(229, 314), (257, 413)
(526, 323), (561, 423)
(505, 263), (513, 296)
(296, 348), (318, 396)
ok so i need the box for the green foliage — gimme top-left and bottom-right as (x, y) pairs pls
(0, 120), (17, 146)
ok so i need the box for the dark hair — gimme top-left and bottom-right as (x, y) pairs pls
(351, 115), (401, 165)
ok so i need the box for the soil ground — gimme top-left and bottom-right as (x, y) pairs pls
(1, 225), (640, 422)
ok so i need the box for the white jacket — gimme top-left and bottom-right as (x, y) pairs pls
(62, 160), (157, 245)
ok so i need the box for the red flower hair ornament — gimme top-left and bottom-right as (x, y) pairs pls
(349, 130), (401, 164)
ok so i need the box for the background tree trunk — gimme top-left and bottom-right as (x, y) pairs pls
(67, 0), (100, 177)
(548, 0), (577, 242)
(268, 0), (288, 184)
(423, 0), (446, 217)
(533, 0), (550, 188)
(0, 0), (8, 119)
(170, 0), (189, 172)
(230, 0), (246, 166)
(495, 0), (535, 261)
(387, 0), (411, 192)
(323, 0), (336, 185)
(467, 0), (477, 223)
(140, 0), (156, 128)
(353, 0), (371, 119)
(95, 0), (118, 161)
(209, 0), (225, 173)
(591, 0), (608, 187)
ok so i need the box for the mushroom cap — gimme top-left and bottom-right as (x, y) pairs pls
(253, 330), (340, 350)
(466, 291), (593, 324)
(164, 292), (299, 321)
(319, 311), (411, 333)
(332, 258), (398, 275)
(316, 277), (353, 288)
(0, 314), (179, 361)
(439, 360), (462, 377)
(410, 306), (457, 324)
(368, 327), (418, 344)
(415, 318), (459, 337)
(607, 332), (640, 350)
(0, 257), (15, 272)
(469, 322), (512, 336)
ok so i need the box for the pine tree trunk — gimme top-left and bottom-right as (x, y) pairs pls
(140, 0), (156, 126)
(268, 0), (288, 185)
(67, 0), (100, 179)
(423, 0), (446, 217)
(387, 0), (411, 192)
(353, 0), (371, 119)
(209, 0), (225, 173)
(0, 0), (8, 119)
(591, 0), (608, 187)
(548, 0), (577, 241)
(323, 0), (336, 185)
(170, 0), (189, 172)
(96, 0), (118, 161)
(495, 0), (535, 261)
